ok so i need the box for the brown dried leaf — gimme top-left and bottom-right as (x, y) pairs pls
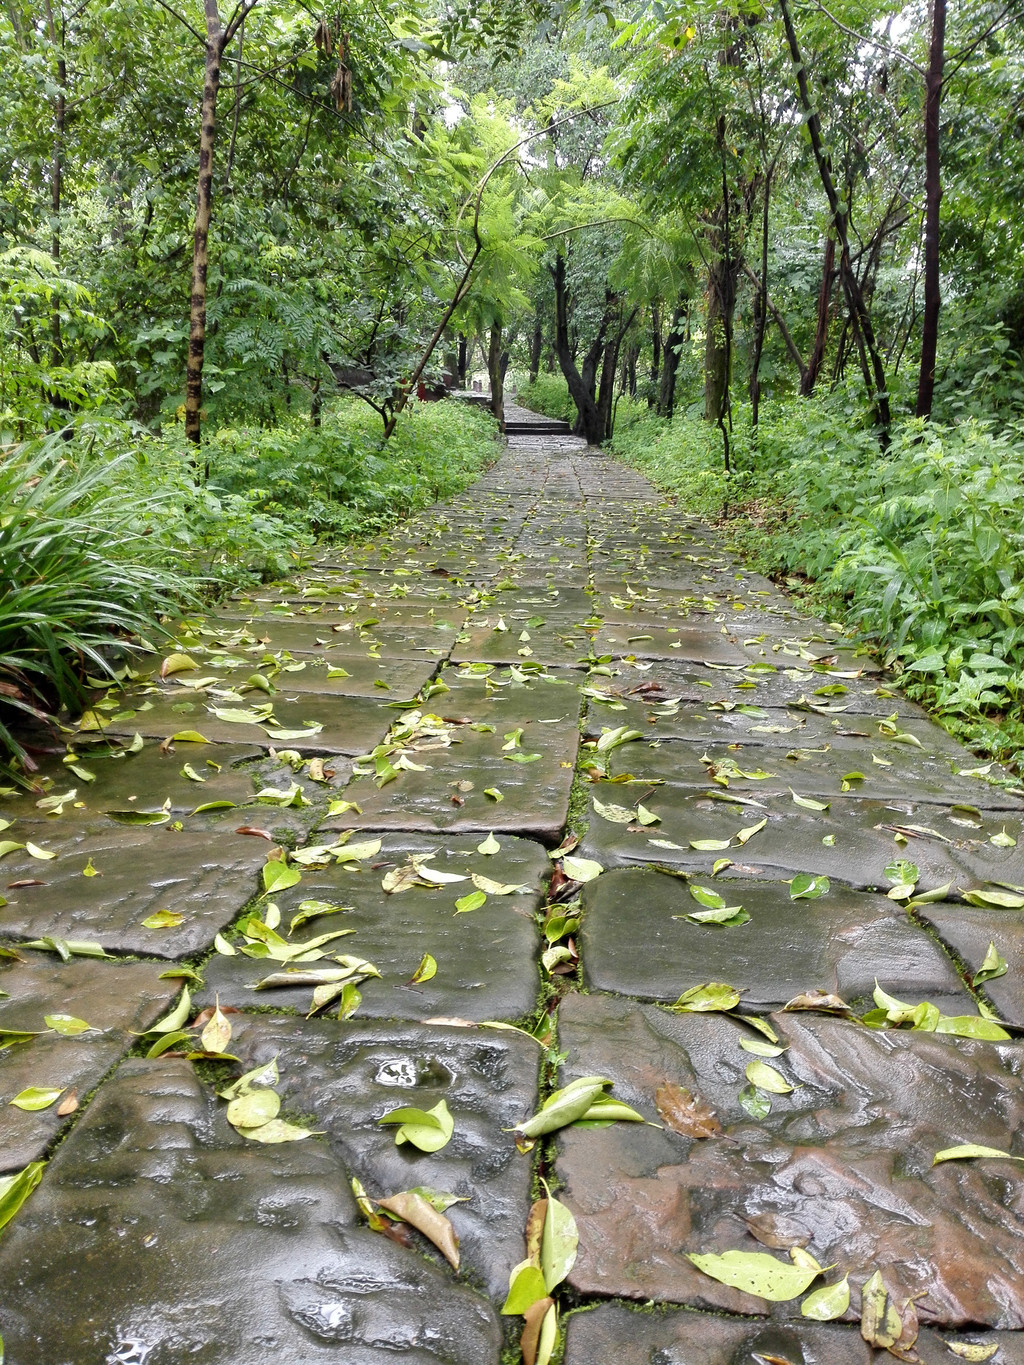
(56, 1089), (79, 1117)
(525, 1197), (547, 1265)
(783, 989), (852, 1015)
(521, 1297), (555, 1365)
(235, 826), (274, 841)
(655, 1082), (722, 1139)
(376, 1190), (460, 1270)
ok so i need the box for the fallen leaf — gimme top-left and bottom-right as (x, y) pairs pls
(0, 1161), (45, 1232)
(378, 1098), (454, 1152)
(933, 1143), (1024, 1165)
(561, 856), (603, 882)
(745, 1060), (793, 1094)
(454, 890), (487, 914)
(801, 1275), (849, 1320)
(44, 1014), (94, 1036)
(655, 1082), (722, 1138)
(56, 1089), (79, 1116)
(201, 1002), (233, 1054)
(687, 1248), (822, 1301)
(409, 953), (437, 984)
(377, 1190), (460, 1269)
(942, 1344), (999, 1362)
(672, 982), (742, 1013)
(9, 1086), (64, 1111)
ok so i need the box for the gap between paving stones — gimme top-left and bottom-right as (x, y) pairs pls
(2, 431), (1024, 1364)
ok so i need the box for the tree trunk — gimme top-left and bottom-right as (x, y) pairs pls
(43, 0), (66, 372)
(528, 319), (542, 383)
(457, 333), (468, 386)
(597, 307), (638, 440)
(626, 342), (638, 397)
(649, 300), (662, 406)
(779, 0), (891, 444)
(551, 254), (606, 445)
(802, 234), (835, 395)
(487, 322), (505, 428)
(185, 1), (225, 447)
(749, 169), (771, 428)
(310, 376), (322, 427)
(915, 0), (946, 419)
(658, 301), (686, 418)
(703, 252), (736, 424)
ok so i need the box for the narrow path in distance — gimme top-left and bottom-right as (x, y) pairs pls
(1, 426), (1023, 1363)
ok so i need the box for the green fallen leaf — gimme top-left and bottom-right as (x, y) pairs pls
(104, 809), (170, 826)
(455, 890), (487, 914)
(147, 986), (191, 1034)
(410, 953), (437, 984)
(933, 1143), (1024, 1165)
(288, 900), (351, 934)
(262, 860), (301, 895)
(540, 1180), (578, 1292)
(379, 1098), (454, 1152)
(141, 909), (183, 929)
(791, 790), (830, 811)
(516, 1076), (611, 1140)
(236, 1118), (315, 1143)
(738, 1083), (771, 1118)
(0, 1161), (45, 1233)
(502, 1262), (548, 1316)
(934, 1015), (1011, 1041)
(687, 1249), (822, 1301)
(963, 888), (1024, 909)
(477, 832), (500, 855)
(745, 1060), (793, 1094)
(790, 874), (830, 899)
(44, 1014), (94, 1036)
(9, 1086), (64, 1111)
(562, 856), (603, 882)
(672, 982), (741, 1013)
(973, 942), (1008, 987)
(801, 1275), (850, 1320)
(227, 1088), (281, 1130)
(483, 788), (504, 801)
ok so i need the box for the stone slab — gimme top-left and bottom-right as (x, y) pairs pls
(555, 992), (1024, 1327)
(224, 1012), (539, 1300)
(0, 954), (178, 1171)
(581, 870), (969, 1014)
(0, 827), (268, 958)
(609, 734), (1023, 808)
(564, 1303), (1020, 1365)
(98, 690), (393, 755)
(174, 613), (458, 660)
(450, 623), (595, 667)
(147, 653), (440, 701)
(0, 1057), (502, 1364)
(917, 900), (1024, 1028)
(199, 833), (546, 1022)
(593, 625), (748, 665)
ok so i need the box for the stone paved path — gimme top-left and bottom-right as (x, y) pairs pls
(2, 433), (1024, 1364)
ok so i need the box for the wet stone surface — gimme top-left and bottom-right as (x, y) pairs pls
(6, 435), (1024, 1360)
(563, 1303), (1019, 1365)
(0, 1058), (503, 1365)
(581, 869), (970, 1014)
(0, 826), (267, 957)
(199, 833), (547, 1022)
(554, 991), (1024, 1327)
(0, 955), (179, 1171)
(223, 1013), (539, 1301)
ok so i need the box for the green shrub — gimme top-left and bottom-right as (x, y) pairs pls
(611, 395), (1024, 768)
(518, 374), (575, 424)
(0, 438), (190, 774)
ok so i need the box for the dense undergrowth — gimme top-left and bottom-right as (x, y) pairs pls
(616, 397), (1024, 769)
(521, 375), (1024, 770)
(518, 374), (576, 425)
(0, 398), (499, 773)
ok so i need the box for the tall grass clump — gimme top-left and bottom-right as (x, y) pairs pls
(0, 438), (189, 773)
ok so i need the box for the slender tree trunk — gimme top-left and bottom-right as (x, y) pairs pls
(916, 0), (946, 418)
(658, 301), (686, 418)
(43, 0), (66, 371)
(626, 341), (638, 397)
(223, 16), (244, 192)
(749, 169), (772, 428)
(802, 234), (835, 395)
(487, 322), (505, 428)
(457, 333), (468, 386)
(597, 306), (638, 440)
(310, 376), (322, 427)
(528, 319), (542, 383)
(649, 300), (662, 406)
(185, 1), (225, 446)
(703, 253), (735, 425)
(551, 253), (606, 445)
(779, 0), (891, 444)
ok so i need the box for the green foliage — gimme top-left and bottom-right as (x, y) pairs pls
(208, 399), (499, 541)
(0, 438), (188, 772)
(613, 398), (1024, 767)
(519, 374), (575, 424)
